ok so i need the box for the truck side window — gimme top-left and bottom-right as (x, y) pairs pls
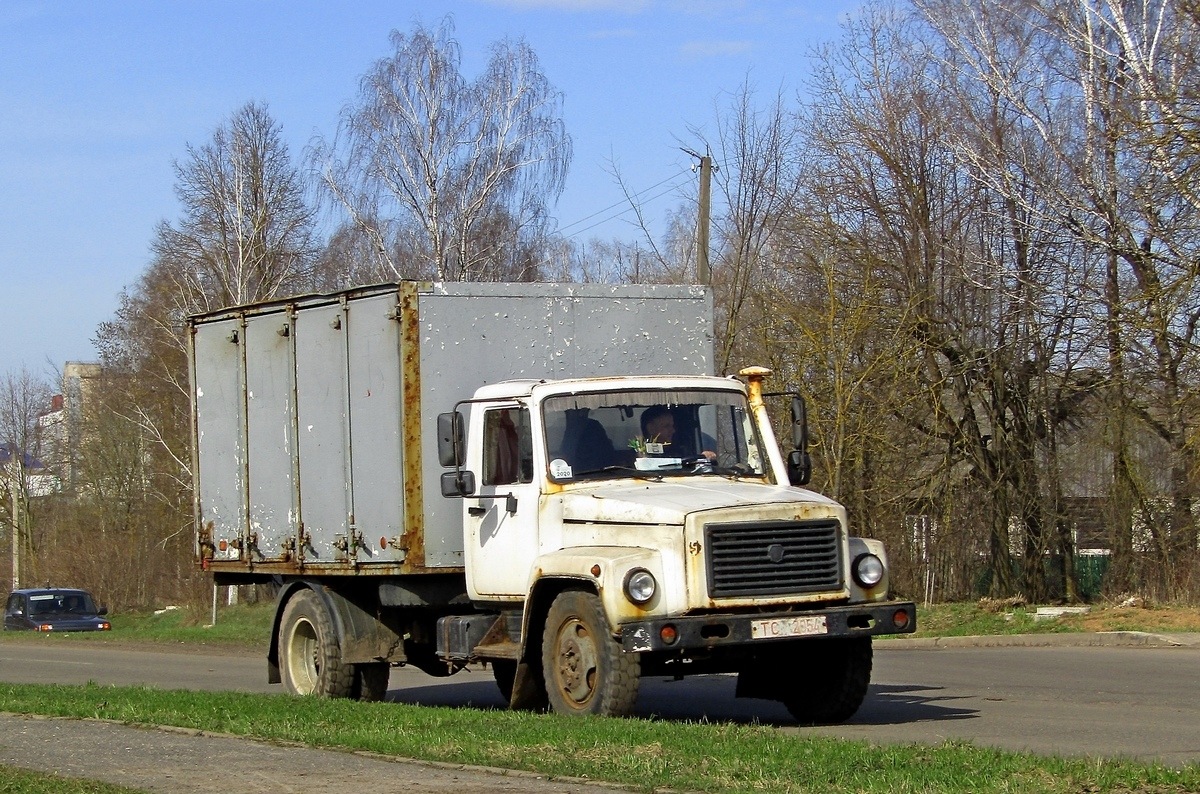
(483, 407), (533, 486)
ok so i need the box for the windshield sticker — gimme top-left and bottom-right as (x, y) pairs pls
(550, 458), (573, 479)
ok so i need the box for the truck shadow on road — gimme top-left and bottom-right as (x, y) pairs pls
(848, 683), (978, 726)
(383, 674), (977, 727)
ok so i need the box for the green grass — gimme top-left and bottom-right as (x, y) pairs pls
(908, 600), (1200, 638)
(0, 766), (140, 794)
(106, 601), (274, 646)
(906, 602), (1074, 637)
(1, 682), (1197, 793)
(0, 601), (275, 649)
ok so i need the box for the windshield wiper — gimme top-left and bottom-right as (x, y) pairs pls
(571, 464), (664, 481)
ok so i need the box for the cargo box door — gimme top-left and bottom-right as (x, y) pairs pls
(344, 294), (405, 564)
(193, 317), (247, 561)
(294, 302), (353, 562)
(243, 313), (298, 563)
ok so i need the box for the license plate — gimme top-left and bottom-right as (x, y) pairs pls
(750, 615), (828, 640)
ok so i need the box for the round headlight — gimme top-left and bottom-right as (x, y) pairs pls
(623, 568), (657, 605)
(852, 553), (885, 588)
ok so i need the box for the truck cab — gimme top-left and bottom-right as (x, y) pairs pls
(439, 368), (915, 720)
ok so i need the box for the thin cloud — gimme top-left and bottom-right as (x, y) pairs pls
(479, 0), (651, 12)
(678, 39), (754, 59)
(588, 28), (641, 40)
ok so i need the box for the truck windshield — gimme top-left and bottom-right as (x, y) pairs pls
(543, 389), (767, 480)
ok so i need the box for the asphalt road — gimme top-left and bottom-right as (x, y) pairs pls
(2, 635), (1199, 766)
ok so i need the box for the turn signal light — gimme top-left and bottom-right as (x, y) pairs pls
(659, 624), (678, 645)
(893, 609), (910, 630)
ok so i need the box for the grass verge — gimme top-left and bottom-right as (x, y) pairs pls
(0, 601), (275, 650)
(907, 600), (1200, 638)
(0, 765), (140, 794)
(1, 682), (1197, 793)
(104, 601), (274, 646)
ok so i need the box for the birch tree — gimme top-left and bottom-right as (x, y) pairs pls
(154, 101), (319, 312)
(0, 367), (53, 587)
(85, 103), (319, 606)
(315, 17), (571, 282)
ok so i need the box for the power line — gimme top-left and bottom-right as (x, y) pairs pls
(559, 181), (691, 240)
(555, 168), (692, 238)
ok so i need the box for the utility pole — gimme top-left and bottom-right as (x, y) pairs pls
(682, 148), (715, 286)
(7, 448), (21, 590)
(696, 155), (712, 286)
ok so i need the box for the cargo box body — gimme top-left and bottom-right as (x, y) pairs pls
(189, 281), (713, 577)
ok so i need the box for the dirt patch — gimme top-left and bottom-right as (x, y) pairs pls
(1076, 605), (1200, 633)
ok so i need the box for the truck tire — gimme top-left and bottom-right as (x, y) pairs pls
(541, 590), (639, 716)
(778, 636), (872, 724)
(353, 662), (390, 702)
(278, 589), (354, 698)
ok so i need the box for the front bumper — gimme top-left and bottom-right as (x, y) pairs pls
(620, 600), (916, 653)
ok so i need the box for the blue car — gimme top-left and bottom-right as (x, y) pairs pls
(3, 588), (111, 632)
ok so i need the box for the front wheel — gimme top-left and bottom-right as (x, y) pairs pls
(278, 589), (354, 698)
(541, 590), (639, 716)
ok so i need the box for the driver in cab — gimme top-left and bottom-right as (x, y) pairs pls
(640, 405), (716, 461)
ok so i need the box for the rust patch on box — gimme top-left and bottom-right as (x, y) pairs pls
(398, 281), (426, 571)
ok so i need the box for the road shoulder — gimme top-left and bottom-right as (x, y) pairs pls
(0, 712), (644, 794)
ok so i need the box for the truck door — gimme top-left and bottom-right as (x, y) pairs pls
(465, 405), (540, 598)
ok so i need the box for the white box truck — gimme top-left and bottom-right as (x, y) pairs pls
(189, 281), (915, 721)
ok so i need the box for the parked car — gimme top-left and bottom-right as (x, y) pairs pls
(3, 588), (111, 632)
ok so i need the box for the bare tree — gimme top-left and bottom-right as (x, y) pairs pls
(155, 101), (319, 312)
(780, 2), (1095, 599)
(920, 0), (1200, 598)
(0, 367), (54, 588)
(315, 16), (571, 282)
(686, 81), (805, 375)
(84, 102), (319, 608)
(98, 100), (318, 441)
(33, 371), (207, 609)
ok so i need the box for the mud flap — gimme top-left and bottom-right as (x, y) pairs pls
(509, 659), (548, 711)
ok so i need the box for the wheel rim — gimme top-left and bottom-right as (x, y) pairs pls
(552, 617), (599, 707)
(284, 616), (320, 694)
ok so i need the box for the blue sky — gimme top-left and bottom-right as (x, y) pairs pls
(1, 0), (857, 382)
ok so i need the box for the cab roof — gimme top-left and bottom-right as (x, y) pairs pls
(470, 374), (745, 403)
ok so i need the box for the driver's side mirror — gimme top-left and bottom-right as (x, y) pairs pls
(788, 396), (812, 486)
(787, 449), (812, 486)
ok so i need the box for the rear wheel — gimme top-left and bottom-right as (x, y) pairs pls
(776, 637), (873, 724)
(278, 589), (354, 698)
(541, 590), (639, 716)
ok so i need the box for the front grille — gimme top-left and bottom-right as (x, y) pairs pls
(705, 519), (842, 598)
